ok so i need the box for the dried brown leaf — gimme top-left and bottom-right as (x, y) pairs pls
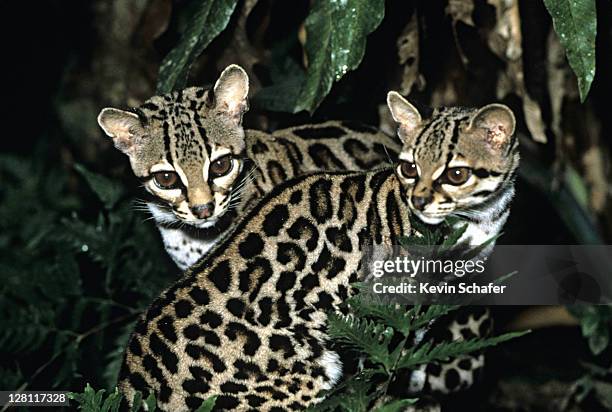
(217, 0), (263, 90)
(583, 147), (608, 213)
(546, 28), (567, 141)
(397, 11), (424, 95)
(487, 0), (547, 143)
(446, 0), (475, 27)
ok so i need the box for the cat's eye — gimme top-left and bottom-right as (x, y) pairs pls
(210, 155), (233, 177)
(153, 171), (180, 189)
(444, 167), (472, 185)
(399, 161), (418, 179)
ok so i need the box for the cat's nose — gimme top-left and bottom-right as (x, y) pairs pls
(191, 202), (215, 219)
(411, 196), (429, 211)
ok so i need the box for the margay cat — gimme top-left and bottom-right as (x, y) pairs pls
(98, 65), (400, 270)
(117, 92), (519, 410)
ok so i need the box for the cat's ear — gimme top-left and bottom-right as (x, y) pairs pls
(467, 104), (516, 149)
(211, 64), (249, 123)
(97, 108), (145, 155)
(387, 91), (422, 138)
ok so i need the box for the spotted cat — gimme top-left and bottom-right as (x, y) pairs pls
(118, 94), (519, 410)
(387, 91), (519, 249)
(97, 65), (401, 270)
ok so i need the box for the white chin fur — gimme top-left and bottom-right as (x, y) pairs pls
(414, 211), (445, 225)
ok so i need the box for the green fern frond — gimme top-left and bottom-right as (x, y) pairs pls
(398, 330), (530, 369)
(328, 313), (396, 371)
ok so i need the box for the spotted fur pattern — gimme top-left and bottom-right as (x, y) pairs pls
(98, 65), (401, 270)
(119, 169), (412, 411)
(116, 91), (519, 410)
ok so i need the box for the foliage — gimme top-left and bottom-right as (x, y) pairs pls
(0, 152), (175, 393)
(315, 300), (528, 410)
(568, 305), (612, 355)
(293, 0), (385, 113)
(157, 0), (239, 94)
(68, 384), (217, 412)
(543, 0), (597, 101)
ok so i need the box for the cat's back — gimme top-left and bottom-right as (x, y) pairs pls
(118, 168), (407, 411)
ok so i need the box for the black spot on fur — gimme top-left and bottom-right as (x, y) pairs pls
(149, 333), (178, 374)
(233, 360), (263, 380)
(128, 337), (142, 356)
(341, 120), (378, 133)
(308, 144), (346, 170)
(257, 297), (273, 326)
(276, 242), (306, 270)
(311, 245), (346, 279)
(226, 298), (246, 317)
(288, 217), (319, 251)
(445, 368), (461, 391)
(208, 260), (231, 292)
(188, 287), (209, 305)
(159, 384), (172, 403)
(460, 327), (478, 340)
(215, 395), (240, 410)
(202, 330), (221, 346)
(225, 322), (262, 356)
(189, 365), (213, 381)
(245, 258), (274, 302)
(269, 334), (296, 358)
(263, 204), (289, 236)
(274, 300), (293, 328)
(142, 354), (164, 383)
(251, 141), (269, 154)
(289, 190), (303, 204)
(128, 372), (147, 391)
(185, 396), (204, 409)
(294, 126), (345, 139)
(309, 179), (333, 223)
(221, 382), (248, 393)
(427, 362), (442, 376)
(239, 233), (264, 259)
(300, 274), (320, 290)
(174, 299), (193, 318)
(315, 291), (334, 311)
(247, 395), (266, 407)
(183, 324), (201, 340)
(183, 379), (210, 394)
(458, 359), (472, 370)
(276, 271), (297, 292)
(267, 359), (279, 372)
(200, 310), (223, 328)
(267, 160), (288, 186)
(325, 225), (352, 252)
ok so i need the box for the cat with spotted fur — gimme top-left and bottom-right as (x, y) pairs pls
(98, 65), (401, 270)
(117, 92), (519, 410)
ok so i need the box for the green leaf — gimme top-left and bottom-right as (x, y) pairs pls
(195, 396), (218, 412)
(398, 330), (530, 370)
(441, 223), (467, 247)
(373, 399), (418, 412)
(295, 0), (385, 113)
(589, 323), (609, 355)
(157, 0), (239, 94)
(143, 392), (157, 411)
(327, 313), (395, 371)
(543, 0), (597, 102)
(75, 164), (123, 209)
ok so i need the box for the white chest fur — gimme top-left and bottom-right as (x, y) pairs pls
(156, 225), (219, 270)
